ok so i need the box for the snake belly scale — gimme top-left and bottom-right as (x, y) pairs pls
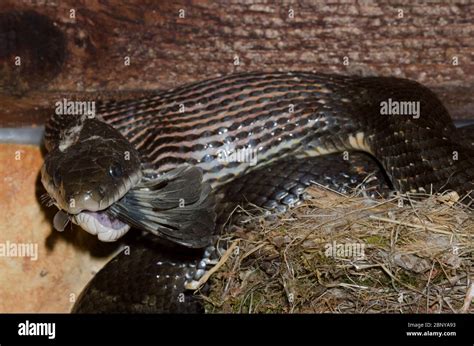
(40, 72), (474, 312)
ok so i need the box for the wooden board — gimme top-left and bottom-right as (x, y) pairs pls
(0, 0), (472, 126)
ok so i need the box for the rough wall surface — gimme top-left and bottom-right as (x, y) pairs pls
(0, 144), (117, 312)
(0, 0), (472, 124)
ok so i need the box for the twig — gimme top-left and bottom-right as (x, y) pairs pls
(460, 282), (473, 313)
(185, 241), (239, 290)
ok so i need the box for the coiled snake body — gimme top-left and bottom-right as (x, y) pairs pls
(41, 72), (474, 313)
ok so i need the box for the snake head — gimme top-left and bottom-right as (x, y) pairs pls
(41, 118), (217, 246)
(42, 119), (142, 213)
(41, 119), (143, 241)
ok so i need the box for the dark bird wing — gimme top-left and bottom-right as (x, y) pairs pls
(107, 165), (217, 248)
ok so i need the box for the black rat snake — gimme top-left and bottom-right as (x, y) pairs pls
(40, 71), (474, 313)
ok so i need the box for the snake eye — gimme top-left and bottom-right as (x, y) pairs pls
(53, 171), (61, 187)
(109, 163), (123, 178)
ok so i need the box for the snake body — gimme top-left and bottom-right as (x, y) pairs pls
(40, 72), (474, 312)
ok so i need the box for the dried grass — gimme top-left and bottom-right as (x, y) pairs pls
(199, 186), (474, 313)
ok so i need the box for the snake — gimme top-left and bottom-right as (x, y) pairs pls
(40, 71), (474, 313)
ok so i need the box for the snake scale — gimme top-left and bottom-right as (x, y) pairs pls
(40, 71), (474, 313)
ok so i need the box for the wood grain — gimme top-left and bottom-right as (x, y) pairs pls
(0, 1), (472, 121)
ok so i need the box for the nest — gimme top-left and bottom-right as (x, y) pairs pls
(198, 185), (474, 313)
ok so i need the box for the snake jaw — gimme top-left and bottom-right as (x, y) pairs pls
(72, 211), (130, 242)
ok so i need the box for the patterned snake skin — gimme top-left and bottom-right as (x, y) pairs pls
(40, 72), (474, 313)
(72, 154), (390, 313)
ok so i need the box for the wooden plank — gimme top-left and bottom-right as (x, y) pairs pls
(0, 0), (472, 126)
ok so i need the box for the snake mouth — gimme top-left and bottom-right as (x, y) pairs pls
(44, 184), (133, 242)
(44, 165), (217, 245)
(52, 207), (130, 242)
(42, 165), (140, 242)
(71, 210), (130, 242)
